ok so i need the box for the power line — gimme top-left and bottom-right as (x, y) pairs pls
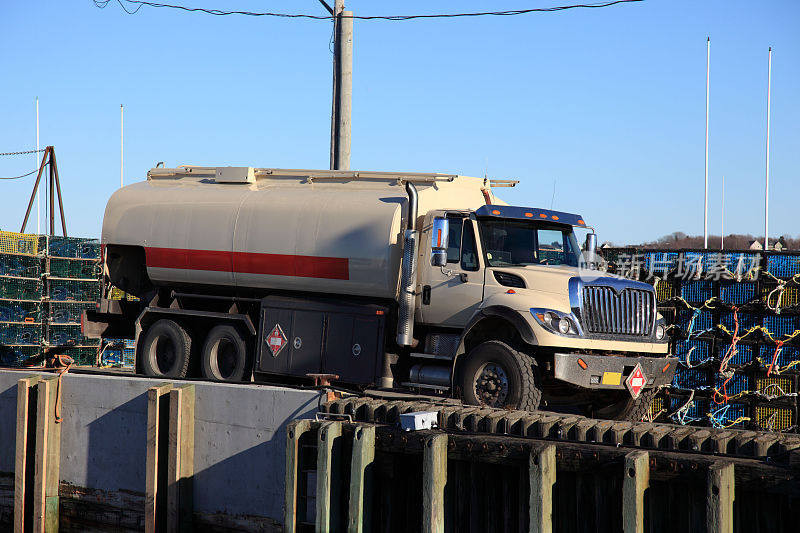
(0, 149), (46, 156)
(0, 169), (38, 180)
(94, 0), (643, 21)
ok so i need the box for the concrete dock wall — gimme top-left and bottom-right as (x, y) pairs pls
(0, 369), (322, 531)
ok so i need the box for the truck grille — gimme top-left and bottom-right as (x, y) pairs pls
(581, 286), (655, 336)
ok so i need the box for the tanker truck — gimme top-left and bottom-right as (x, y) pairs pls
(84, 166), (677, 419)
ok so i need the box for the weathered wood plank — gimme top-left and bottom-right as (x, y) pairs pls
(529, 444), (556, 533)
(622, 451), (649, 533)
(348, 425), (375, 533)
(422, 433), (447, 533)
(706, 462), (734, 533)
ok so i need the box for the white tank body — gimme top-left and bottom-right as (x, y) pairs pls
(102, 168), (494, 299)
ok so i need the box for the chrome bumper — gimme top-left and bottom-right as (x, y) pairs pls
(553, 353), (678, 390)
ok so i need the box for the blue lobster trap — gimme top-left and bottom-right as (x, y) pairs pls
(717, 343), (756, 366)
(708, 403), (749, 428)
(765, 254), (800, 279)
(719, 282), (757, 305)
(714, 372), (748, 396)
(763, 315), (800, 339)
(679, 281), (713, 304)
(677, 310), (713, 335)
(759, 345), (800, 371)
(669, 396), (709, 423)
(674, 339), (713, 365)
(720, 311), (760, 333)
(672, 367), (711, 389)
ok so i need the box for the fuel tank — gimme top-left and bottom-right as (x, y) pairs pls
(101, 168), (491, 299)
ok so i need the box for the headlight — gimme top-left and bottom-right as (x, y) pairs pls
(531, 308), (583, 337)
(655, 323), (666, 340)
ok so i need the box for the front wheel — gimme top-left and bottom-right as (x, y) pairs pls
(458, 340), (541, 410)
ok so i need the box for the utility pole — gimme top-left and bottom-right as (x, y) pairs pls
(121, 104), (124, 188)
(324, 0), (353, 170)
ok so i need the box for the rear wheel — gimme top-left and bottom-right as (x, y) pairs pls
(458, 340), (541, 410)
(139, 319), (191, 378)
(589, 388), (658, 421)
(201, 324), (249, 382)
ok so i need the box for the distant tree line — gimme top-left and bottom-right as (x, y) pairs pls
(632, 232), (797, 250)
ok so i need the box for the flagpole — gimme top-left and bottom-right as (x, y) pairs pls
(703, 37), (710, 249)
(764, 47), (772, 250)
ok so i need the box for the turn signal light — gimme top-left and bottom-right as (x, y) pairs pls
(662, 362), (670, 373)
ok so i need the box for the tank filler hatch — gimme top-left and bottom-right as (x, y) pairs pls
(215, 167), (255, 184)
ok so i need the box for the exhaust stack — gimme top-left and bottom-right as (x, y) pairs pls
(396, 181), (419, 347)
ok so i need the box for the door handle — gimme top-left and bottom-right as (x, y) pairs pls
(460, 273), (469, 283)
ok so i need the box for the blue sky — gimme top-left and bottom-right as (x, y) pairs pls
(1, 0), (798, 244)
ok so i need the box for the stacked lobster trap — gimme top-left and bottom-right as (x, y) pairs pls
(603, 248), (800, 433)
(0, 231), (103, 367)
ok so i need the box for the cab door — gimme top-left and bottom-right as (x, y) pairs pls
(418, 214), (484, 327)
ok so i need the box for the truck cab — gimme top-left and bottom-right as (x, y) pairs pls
(409, 204), (674, 419)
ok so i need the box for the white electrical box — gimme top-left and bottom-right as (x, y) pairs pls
(399, 411), (439, 431)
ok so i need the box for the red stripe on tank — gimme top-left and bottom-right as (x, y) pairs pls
(144, 247), (349, 280)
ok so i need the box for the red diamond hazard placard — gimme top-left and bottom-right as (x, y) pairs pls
(625, 363), (647, 399)
(266, 324), (287, 358)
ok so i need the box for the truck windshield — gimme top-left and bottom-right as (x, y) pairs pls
(478, 219), (581, 267)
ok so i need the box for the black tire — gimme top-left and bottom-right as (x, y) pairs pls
(139, 319), (192, 378)
(458, 340), (541, 410)
(201, 324), (249, 382)
(590, 387), (658, 421)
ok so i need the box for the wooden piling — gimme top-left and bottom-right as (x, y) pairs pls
(529, 444), (556, 533)
(422, 433), (448, 533)
(706, 462), (735, 533)
(14, 376), (39, 533)
(167, 385), (195, 533)
(622, 451), (649, 533)
(14, 375), (61, 533)
(316, 420), (343, 533)
(285, 419), (312, 533)
(348, 425), (375, 533)
(145, 383), (173, 533)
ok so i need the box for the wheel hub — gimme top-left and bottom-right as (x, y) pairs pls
(473, 363), (509, 407)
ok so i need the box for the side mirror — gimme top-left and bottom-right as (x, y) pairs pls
(430, 217), (449, 267)
(584, 233), (597, 267)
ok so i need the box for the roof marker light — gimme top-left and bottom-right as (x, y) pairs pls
(577, 219), (585, 225)
(525, 212), (533, 217)
(539, 213), (547, 218)
(492, 209), (501, 215)
(551, 215), (559, 220)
